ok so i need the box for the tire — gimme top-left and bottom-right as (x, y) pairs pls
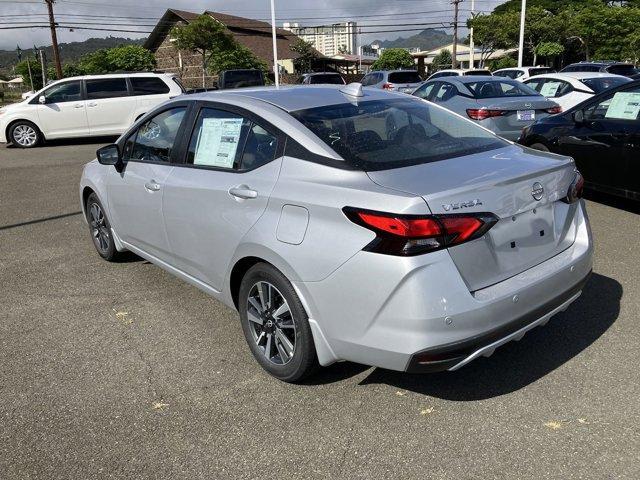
(85, 193), (122, 262)
(239, 263), (318, 382)
(529, 142), (550, 152)
(8, 120), (42, 148)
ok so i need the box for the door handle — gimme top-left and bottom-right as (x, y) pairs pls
(229, 185), (258, 199)
(74, 103), (84, 108)
(88, 102), (98, 107)
(144, 180), (161, 192)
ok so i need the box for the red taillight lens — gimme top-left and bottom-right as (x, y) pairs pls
(382, 82), (394, 90)
(344, 208), (499, 256)
(562, 171), (585, 204)
(466, 108), (506, 121)
(546, 105), (563, 114)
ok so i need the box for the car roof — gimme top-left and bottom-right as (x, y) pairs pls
(525, 72), (628, 82)
(304, 72), (342, 76)
(449, 75), (501, 83)
(186, 84), (403, 112)
(53, 72), (173, 82)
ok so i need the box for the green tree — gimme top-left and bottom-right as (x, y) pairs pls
(487, 55), (518, 70)
(535, 42), (565, 64)
(15, 58), (42, 90)
(290, 39), (318, 73)
(370, 48), (414, 71)
(171, 14), (235, 87)
(432, 49), (453, 71)
(208, 42), (268, 74)
(468, 11), (519, 66)
(76, 45), (156, 75)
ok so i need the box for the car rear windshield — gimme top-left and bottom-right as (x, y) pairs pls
(466, 80), (540, 98)
(529, 68), (555, 76)
(607, 65), (636, 76)
(464, 70), (492, 76)
(581, 76), (631, 93)
(309, 74), (344, 84)
(290, 98), (507, 171)
(388, 71), (422, 83)
(223, 71), (264, 87)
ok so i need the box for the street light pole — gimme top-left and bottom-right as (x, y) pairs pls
(45, 0), (63, 79)
(517, 0), (527, 67)
(469, 0), (475, 68)
(270, 0), (279, 88)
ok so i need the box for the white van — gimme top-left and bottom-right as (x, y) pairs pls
(0, 72), (184, 148)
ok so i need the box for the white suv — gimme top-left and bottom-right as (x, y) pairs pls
(0, 72), (184, 148)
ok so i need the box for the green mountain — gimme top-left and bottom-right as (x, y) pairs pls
(0, 36), (145, 75)
(370, 29), (453, 52)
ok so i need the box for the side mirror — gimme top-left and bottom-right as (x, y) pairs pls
(572, 110), (585, 124)
(38, 95), (46, 104)
(96, 144), (123, 171)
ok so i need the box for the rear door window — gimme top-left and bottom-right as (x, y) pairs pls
(131, 77), (170, 95)
(186, 107), (278, 171)
(432, 82), (457, 102)
(86, 78), (129, 100)
(527, 79), (573, 97)
(413, 82), (435, 100)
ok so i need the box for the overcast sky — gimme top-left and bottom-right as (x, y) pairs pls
(0, 0), (506, 51)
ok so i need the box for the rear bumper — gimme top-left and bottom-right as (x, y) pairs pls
(295, 201), (593, 372)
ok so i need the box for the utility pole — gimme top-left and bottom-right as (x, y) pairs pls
(469, 0), (475, 68)
(45, 0), (63, 79)
(451, 0), (463, 69)
(518, 0), (527, 67)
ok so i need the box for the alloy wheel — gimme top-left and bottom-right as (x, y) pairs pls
(246, 281), (296, 365)
(89, 202), (110, 253)
(12, 124), (37, 147)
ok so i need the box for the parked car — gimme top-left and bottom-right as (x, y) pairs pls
(0, 72), (184, 148)
(561, 61), (638, 77)
(298, 72), (345, 85)
(519, 79), (640, 201)
(493, 66), (556, 81)
(360, 70), (422, 93)
(523, 72), (631, 111)
(217, 69), (265, 89)
(427, 68), (492, 80)
(80, 84), (592, 382)
(412, 76), (561, 140)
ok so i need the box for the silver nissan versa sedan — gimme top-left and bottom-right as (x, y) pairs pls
(80, 84), (593, 382)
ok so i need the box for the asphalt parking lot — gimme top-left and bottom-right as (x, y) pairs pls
(1, 140), (639, 480)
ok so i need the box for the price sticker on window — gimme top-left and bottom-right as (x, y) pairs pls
(604, 92), (640, 120)
(193, 117), (244, 168)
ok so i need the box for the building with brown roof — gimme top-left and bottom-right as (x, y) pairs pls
(144, 9), (306, 87)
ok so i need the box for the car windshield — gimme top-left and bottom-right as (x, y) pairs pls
(309, 74), (344, 84)
(388, 71), (421, 83)
(290, 98), (507, 171)
(466, 80), (540, 98)
(581, 76), (631, 93)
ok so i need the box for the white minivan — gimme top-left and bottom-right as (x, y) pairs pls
(0, 72), (184, 148)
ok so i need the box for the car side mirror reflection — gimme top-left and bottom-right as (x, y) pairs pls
(38, 95), (46, 104)
(96, 144), (123, 171)
(573, 110), (585, 124)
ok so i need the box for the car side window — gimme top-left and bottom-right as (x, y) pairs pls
(413, 83), (435, 100)
(584, 86), (640, 121)
(130, 77), (170, 96)
(432, 82), (457, 102)
(42, 81), (82, 104)
(186, 107), (278, 171)
(124, 107), (187, 163)
(86, 78), (129, 100)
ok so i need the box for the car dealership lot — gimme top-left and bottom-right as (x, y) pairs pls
(1, 142), (639, 479)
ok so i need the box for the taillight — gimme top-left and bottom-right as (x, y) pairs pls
(466, 108), (507, 121)
(343, 208), (499, 256)
(562, 171), (585, 204)
(546, 105), (562, 114)
(382, 82), (394, 90)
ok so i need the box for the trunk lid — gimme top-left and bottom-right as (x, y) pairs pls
(367, 144), (579, 291)
(477, 96), (558, 130)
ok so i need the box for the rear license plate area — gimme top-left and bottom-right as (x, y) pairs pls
(517, 110), (535, 121)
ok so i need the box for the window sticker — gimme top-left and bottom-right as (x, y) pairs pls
(193, 117), (244, 168)
(604, 92), (640, 120)
(539, 81), (562, 97)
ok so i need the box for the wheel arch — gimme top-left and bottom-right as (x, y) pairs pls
(5, 118), (45, 143)
(81, 186), (95, 219)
